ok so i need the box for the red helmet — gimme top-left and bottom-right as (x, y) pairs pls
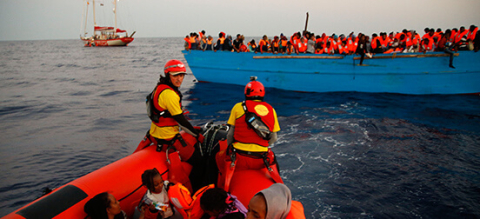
(164, 59), (187, 75)
(245, 80), (265, 100)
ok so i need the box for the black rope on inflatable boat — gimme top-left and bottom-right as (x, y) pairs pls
(118, 169), (169, 202)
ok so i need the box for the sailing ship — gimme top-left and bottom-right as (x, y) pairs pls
(80, 0), (135, 47)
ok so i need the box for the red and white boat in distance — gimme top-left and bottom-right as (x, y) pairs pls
(80, 0), (135, 47)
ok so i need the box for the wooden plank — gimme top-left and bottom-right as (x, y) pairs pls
(254, 55), (344, 59)
(353, 53), (459, 60)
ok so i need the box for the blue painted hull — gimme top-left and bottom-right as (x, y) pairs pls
(182, 50), (480, 95)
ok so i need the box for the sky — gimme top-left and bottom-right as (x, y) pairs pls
(1, 0), (479, 41)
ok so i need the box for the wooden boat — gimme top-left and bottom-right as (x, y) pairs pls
(2, 124), (302, 218)
(80, 0), (135, 47)
(182, 50), (480, 95)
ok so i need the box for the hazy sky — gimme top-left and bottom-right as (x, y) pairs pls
(1, 0), (479, 41)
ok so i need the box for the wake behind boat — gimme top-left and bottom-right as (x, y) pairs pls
(80, 0), (135, 47)
(183, 50), (480, 95)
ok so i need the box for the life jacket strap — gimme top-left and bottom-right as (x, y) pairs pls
(155, 134), (187, 152)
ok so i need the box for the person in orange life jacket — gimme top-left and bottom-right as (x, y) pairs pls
(204, 35), (214, 51)
(422, 27), (430, 40)
(296, 36), (307, 53)
(148, 59), (203, 149)
(239, 40), (248, 52)
(226, 79), (281, 176)
(139, 168), (174, 219)
(285, 41), (295, 55)
(323, 41), (334, 55)
(379, 32), (391, 51)
(279, 34), (288, 54)
(271, 36), (280, 54)
(347, 34), (358, 54)
(371, 33), (383, 53)
(145, 60), (206, 191)
(290, 32), (301, 53)
(421, 38), (435, 53)
(455, 26), (469, 51)
(200, 188), (247, 219)
(467, 25), (478, 43)
(259, 35), (269, 53)
(337, 41), (348, 55)
(190, 32), (199, 50)
(215, 32), (226, 51)
(184, 35), (191, 51)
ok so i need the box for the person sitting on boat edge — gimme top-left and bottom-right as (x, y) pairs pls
(247, 183), (305, 219)
(136, 59), (205, 191)
(200, 187), (247, 219)
(139, 168), (174, 219)
(84, 192), (140, 219)
(233, 34), (243, 53)
(215, 32), (226, 52)
(221, 78), (282, 190)
(204, 35), (215, 51)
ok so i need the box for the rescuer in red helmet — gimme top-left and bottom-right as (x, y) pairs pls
(137, 59), (205, 191)
(220, 77), (283, 190)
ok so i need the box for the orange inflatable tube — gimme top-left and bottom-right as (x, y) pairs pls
(2, 146), (168, 219)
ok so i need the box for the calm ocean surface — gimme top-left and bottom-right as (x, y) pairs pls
(0, 38), (479, 218)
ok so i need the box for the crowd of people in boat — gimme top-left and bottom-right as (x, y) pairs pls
(184, 25), (479, 55)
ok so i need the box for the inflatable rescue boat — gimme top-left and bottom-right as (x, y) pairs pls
(2, 123), (305, 219)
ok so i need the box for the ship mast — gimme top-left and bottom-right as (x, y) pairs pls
(114, 0), (117, 34)
(92, 0), (97, 27)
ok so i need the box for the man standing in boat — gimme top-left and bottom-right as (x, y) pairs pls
(223, 78), (283, 186)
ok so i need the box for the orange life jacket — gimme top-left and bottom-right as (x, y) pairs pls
(405, 37), (413, 47)
(207, 39), (213, 45)
(233, 100), (275, 147)
(152, 84), (181, 128)
(285, 201), (306, 219)
(218, 37), (225, 45)
(184, 37), (191, 49)
(450, 30), (457, 42)
(189, 37), (196, 44)
(259, 39), (269, 52)
(371, 36), (380, 49)
(347, 38), (357, 53)
(380, 37), (391, 48)
(412, 34), (421, 46)
(455, 30), (469, 44)
(337, 44), (348, 54)
(168, 183), (215, 219)
(467, 27), (478, 41)
(281, 39), (288, 47)
(422, 39), (434, 52)
(297, 39), (307, 53)
(272, 40), (279, 48)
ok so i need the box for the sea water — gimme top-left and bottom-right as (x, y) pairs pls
(0, 38), (479, 218)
